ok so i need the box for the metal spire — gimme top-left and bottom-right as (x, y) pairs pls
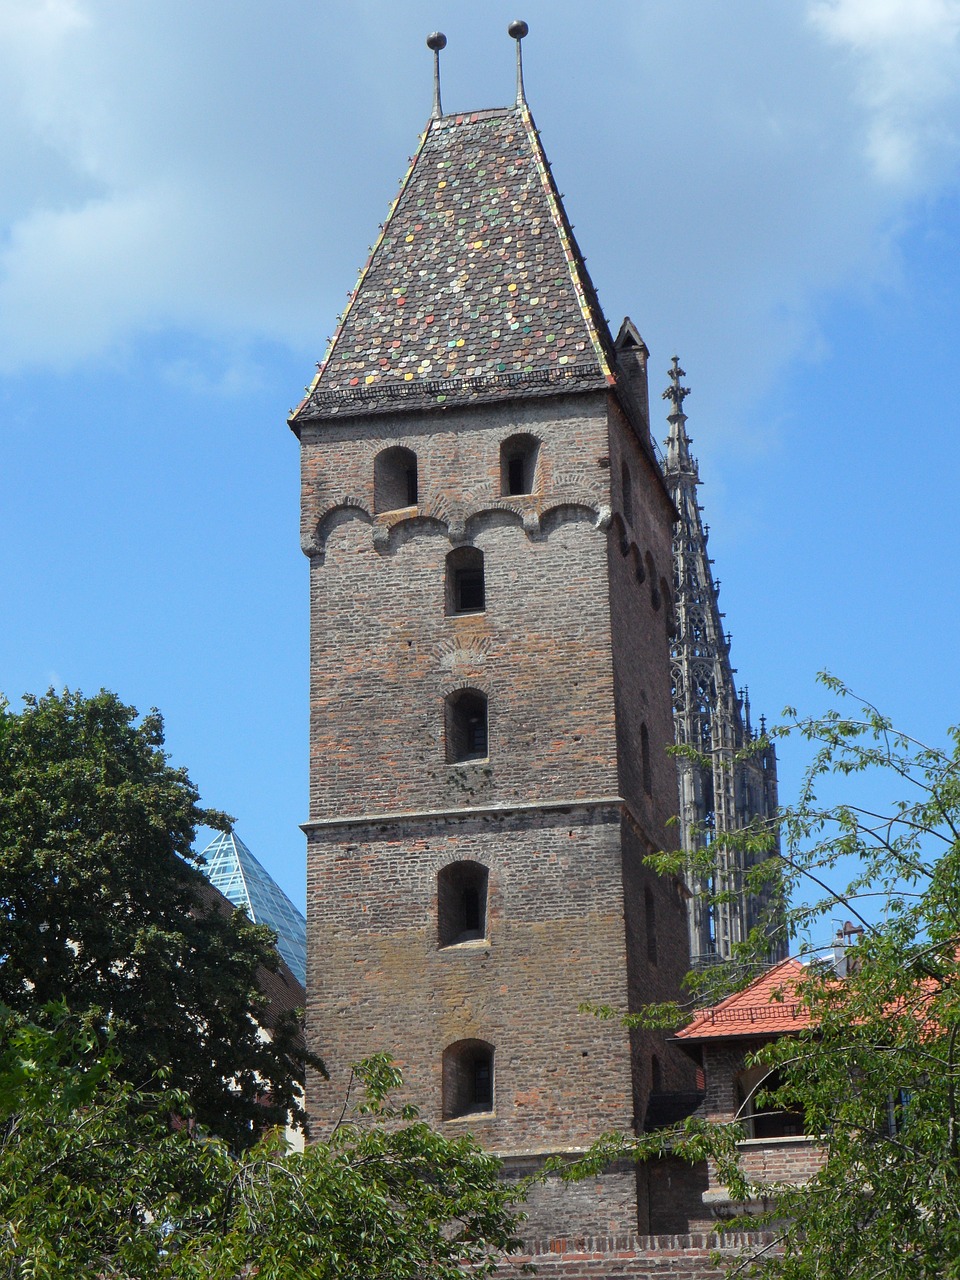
(427, 31), (447, 119)
(508, 20), (529, 106)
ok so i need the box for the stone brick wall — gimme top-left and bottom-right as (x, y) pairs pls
(494, 1232), (781, 1279)
(306, 805), (636, 1154)
(300, 385), (690, 1240)
(700, 1043), (743, 1120)
(300, 392), (622, 821)
(605, 396), (700, 1125)
(736, 1137), (824, 1186)
(647, 1156), (711, 1235)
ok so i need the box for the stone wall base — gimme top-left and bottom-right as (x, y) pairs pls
(495, 1232), (780, 1278)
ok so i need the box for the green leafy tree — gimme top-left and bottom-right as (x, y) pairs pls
(0, 1007), (525, 1279)
(718, 678), (960, 1278)
(580, 677), (960, 1277)
(0, 688), (320, 1149)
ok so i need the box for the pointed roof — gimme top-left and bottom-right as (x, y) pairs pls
(199, 831), (307, 987)
(291, 104), (616, 427)
(675, 960), (811, 1043)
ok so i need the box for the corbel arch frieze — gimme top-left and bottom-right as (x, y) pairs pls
(310, 493), (612, 560)
(374, 514), (450, 555)
(305, 500), (372, 560)
(462, 505), (529, 542)
(539, 500), (607, 537)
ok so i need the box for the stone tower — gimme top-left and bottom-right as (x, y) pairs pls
(662, 359), (786, 967)
(289, 31), (693, 1236)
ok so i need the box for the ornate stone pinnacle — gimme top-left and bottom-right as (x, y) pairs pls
(662, 355), (690, 414)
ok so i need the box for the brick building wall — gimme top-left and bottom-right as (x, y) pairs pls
(305, 804), (635, 1149)
(495, 1232), (781, 1279)
(300, 394), (620, 817)
(299, 384), (691, 1237)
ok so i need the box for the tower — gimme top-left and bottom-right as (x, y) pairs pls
(662, 359), (786, 967)
(289, 28), (693, 1236)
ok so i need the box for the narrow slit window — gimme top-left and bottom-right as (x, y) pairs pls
(445, 689), (489, 763)
(374, 446), (418, 513)
(641, 722), (652, 796)
(446, 547), (485, 615)
(438, 862), (489, 947)
(621, 461), (634, 526)
(645, 886), (657, 965)
(500, 434), (540, 496)
(442, 1039), (495, 1118)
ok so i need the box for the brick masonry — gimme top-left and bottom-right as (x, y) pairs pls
(300, 385), (694, 1238)
(495, 1232), (782, 1279)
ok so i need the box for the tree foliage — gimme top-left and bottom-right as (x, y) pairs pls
(581, 677), (960, 1276)
(725, 677), (960, 1278)
(0, 688), (319, 1149)
(0, 1007), (525, 1280)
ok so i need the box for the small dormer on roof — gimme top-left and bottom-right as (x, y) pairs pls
(290, 23), (616, 429)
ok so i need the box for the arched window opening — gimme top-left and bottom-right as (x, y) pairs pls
(374, 446), (418, 513)
(438, 862), (489, 947)
(737, 1066), (805, 1139)
(644, 885), (658, 965)
(641, 722), (653, 796)
(442, 1039), (495, 1119)
(500, 434), (540, 496)
(445, 689), (488, 763)
(445, 547), (485, 615)
(621, 461), (634, 526)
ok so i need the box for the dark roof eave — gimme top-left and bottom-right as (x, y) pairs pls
(289, 363), (612, 429)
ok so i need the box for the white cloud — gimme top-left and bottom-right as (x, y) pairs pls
(808, 0), (960, 183)
(0, 0), (957, 429)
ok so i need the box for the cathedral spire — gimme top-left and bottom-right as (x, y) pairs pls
(663, 356), (697, 480)
(663, 359), (786, 968)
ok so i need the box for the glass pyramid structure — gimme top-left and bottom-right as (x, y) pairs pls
(198, 831), (307, 987)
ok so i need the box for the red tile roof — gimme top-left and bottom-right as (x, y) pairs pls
(676, 959), (813, 1042)
(291, 105), (615, 425)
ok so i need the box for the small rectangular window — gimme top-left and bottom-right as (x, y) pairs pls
(467, 715), (487, 758)
(456, 569), (485, 613)
(507, 455), (525, 495)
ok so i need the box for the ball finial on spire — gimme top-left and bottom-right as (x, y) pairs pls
(426, 31), (447, 118)
(508, 20), (529, 105)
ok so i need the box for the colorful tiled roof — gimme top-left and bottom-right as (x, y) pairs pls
(291, 104), (616, 425)
(676, 959), (813, 1042)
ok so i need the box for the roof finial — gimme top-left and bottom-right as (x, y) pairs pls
(426, 31), (447, 119)
(508, 20), (529, 106)
(663, 355), (690, 416)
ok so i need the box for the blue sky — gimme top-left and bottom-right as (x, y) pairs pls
(2, 0), (959, 924)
